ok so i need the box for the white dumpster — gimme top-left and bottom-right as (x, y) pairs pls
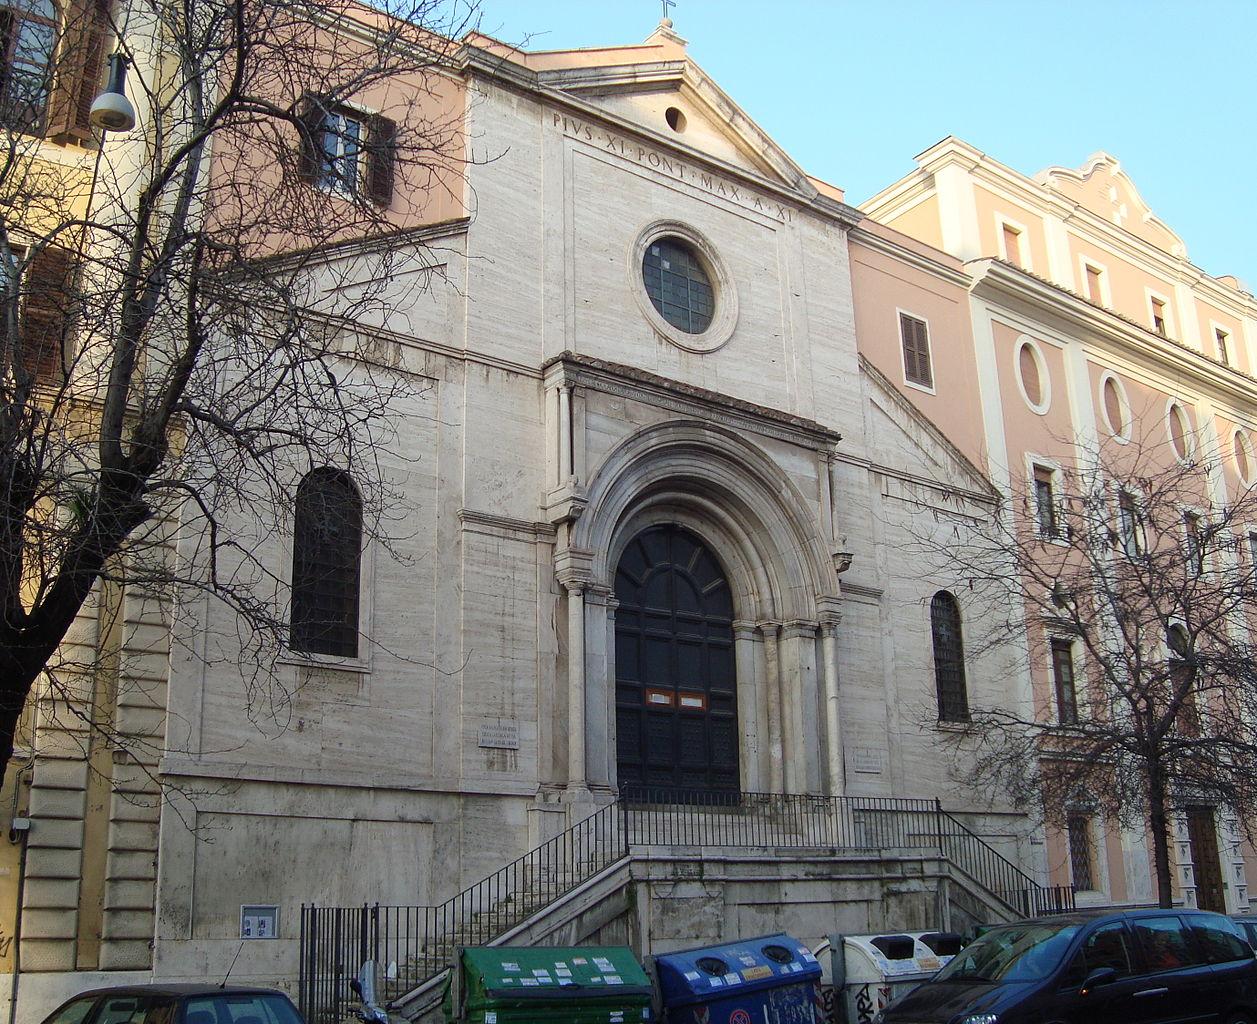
(812, 932), (964, 1024)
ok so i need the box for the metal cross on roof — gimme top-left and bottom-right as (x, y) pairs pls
(660, 0), (675, 22)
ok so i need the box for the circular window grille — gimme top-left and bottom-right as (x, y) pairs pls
(1168, 403), (1191, 461)
(631, 221), (738, 354)
(1101, 375), (1129, 440)
(642, 237), (714, 335)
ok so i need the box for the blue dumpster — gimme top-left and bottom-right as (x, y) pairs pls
(653, 933), (824, 1024)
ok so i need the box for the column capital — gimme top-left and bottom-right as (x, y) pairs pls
(756, 620), (782, 641)
(781, 618), (819, 640)
(731, 619), (759, 641)
(555, 546), (596, 592)
(819, 619), (841, 638)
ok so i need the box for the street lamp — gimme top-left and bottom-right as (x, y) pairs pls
(88, 52), (136, 132)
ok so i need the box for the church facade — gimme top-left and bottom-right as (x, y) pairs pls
(5, 11), (1257, 1017)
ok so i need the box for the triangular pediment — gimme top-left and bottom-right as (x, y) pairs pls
(1036, 152), (1186, 259)
(530, 26), (818, 197)
(859, 355), (997, 501)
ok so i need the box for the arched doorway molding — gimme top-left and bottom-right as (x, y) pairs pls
(559, 420), (845, 798)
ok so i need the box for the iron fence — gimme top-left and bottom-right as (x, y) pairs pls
(299, 792), (1072, 1024)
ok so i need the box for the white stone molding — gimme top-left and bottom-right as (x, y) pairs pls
(630, 219), (739, 354)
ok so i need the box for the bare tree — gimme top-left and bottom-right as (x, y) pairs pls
(0, 0), (480, 789)
(914, 429), (1257, 907)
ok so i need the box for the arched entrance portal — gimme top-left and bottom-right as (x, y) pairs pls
(614, 523), (738, 797)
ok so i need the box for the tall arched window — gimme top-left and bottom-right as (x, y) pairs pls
(290, 468), (362, 657)
(931, 591), (969, 721)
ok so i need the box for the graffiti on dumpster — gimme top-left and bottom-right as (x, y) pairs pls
(852, 983), (892, 1024)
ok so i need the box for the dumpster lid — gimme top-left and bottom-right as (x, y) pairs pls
(459, 946), (653, 1003)
(653, 933), (821, 1007)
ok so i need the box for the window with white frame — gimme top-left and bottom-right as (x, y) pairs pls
(1184, 511), (1204, 575)
(1067, 813), (1096, 891)
(899, 312), (933, 390)
(1051, 637), (1079, 725)
(1083, 263), (1106, 306)
(1000, 221), (1026, 269)
(1118, 490), (1143, 558)
(1150, 295), (1170, 337)
(1216, 327), (1232, 367)
(1033, 464), (1059, 538)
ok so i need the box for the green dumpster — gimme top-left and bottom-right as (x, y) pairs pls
(445, 945), (654, 1024)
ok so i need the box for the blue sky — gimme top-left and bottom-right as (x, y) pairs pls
(473, 0), (1257, 287)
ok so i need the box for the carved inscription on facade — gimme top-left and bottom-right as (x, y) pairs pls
(478, 722), (521, 750)
(550, 111), (793, 222)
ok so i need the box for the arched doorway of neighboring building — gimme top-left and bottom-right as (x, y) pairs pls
(614, 523), (738, 798)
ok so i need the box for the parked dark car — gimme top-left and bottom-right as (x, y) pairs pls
(39, 985), (304, 1024)
(881, 909), (1257, 1024)
(1233, 914), (1257, 951)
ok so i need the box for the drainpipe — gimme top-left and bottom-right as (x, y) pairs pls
(8, 759), (33, 1024)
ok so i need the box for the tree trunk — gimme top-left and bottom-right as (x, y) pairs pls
(1148, 759), (1175, 908)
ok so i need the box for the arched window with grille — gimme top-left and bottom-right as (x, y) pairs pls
(290, 468), (362, 658)
(931, 591), (969, 721)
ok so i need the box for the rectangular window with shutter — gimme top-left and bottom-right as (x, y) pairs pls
(899, 312), (933, 390)
(1085, 264), (1105, 305)
(1034, 465), (1058, 538)
(297, 96), (396, 206)
(1001, 223), (1024, 268)
(1150, 296), (1169, 337)
(1216, 328), (1231, 366)
(1051, 638), (1078, 724)
(4, 242), (73, 383)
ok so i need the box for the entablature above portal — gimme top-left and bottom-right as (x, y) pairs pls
(543, 351), (842, 453)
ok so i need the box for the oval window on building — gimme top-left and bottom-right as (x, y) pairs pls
(1101, 375), (1129, 440)
(1168, 402), (1191, 462)
(1016, 338), (1049, 413)
(1235, 430), (1254, 484)
(642, 237), (714, 335)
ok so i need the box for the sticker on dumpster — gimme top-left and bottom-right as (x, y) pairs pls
(594, 957), (615, 972)
(799, 950), (816, 962)
(573, 958), (588, 965)
(605, 975), (623, 984)
(485, 1014), (496, 1024)
(500, 978), (514, 984)
(683, 971), (700, 981)
(743, 965), (771, 980)
(533, 969), (550, 977)
(521, 979), (539, 986)
(723, 973), (740, 985)
(556, 968), (573, 978)
(502, 963), (519, 972)
(738, 955), (757, 967)
(730, 1011), (752, 1024)
(708, 977), (723, 987)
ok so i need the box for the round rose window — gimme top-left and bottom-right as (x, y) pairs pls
(642, 237), (714, 335)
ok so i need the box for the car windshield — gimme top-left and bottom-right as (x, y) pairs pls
(181, 995), (303, 1024)
(934, 923), (1081, 983)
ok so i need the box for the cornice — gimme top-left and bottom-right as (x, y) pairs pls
(543, 351), (842, 449)
(848, 224), (970, 288)
(460, 44), (863, 231)
(968, 259), (1257, 408)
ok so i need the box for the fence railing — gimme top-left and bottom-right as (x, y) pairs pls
(299, 792), (1071, 1024)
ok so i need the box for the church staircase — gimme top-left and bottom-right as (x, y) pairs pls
(298, 793), (1072, 1024)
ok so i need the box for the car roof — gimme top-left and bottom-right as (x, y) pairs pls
(62, 985), (291, 1000)
(992, 908), (1233, 929)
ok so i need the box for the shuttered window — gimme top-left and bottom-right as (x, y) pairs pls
(290, 468), (362, 658)
(5, 242), (73, 382)
(1034, 465), (1058, 538)
(1002, 223), (1023, 267)
(930, 591), (968, 721)
(0, 0), (56, 132)
(45, 0), (110, 144)
(296, 94), (396, 206)
(1051, 638), (1078, 724)
(1085, 265), (1104, 305)
(900, 312), (933, 389)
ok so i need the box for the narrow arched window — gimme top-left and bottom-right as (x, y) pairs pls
(290, 468), (361, 657)
(931, 591), (969, 721)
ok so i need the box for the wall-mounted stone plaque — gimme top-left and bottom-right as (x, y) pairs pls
(478, 722), (520, 750)
(852, 747), (884, 774)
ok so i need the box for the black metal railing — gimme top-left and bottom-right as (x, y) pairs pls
(299, 793), (1072, 1024)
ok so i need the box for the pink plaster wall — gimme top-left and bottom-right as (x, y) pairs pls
(849, 223), (986, 467)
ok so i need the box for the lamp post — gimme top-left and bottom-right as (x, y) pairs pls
(89, 52), (137, 133)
